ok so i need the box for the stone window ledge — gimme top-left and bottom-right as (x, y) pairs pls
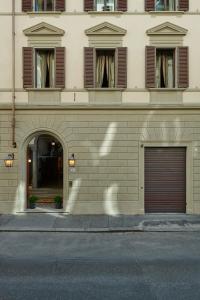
(27, 11), (62, 15)
(25, 88), (62, 91)
(87, 88), (124, 91)
(148, 88), (186, 92)
(148, 11), (184, 15)
(88, 11), (123, 15)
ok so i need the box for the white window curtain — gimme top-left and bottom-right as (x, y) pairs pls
(106, 55), (115, 87)
(155, 0), (176, 11)
(168, 0), (176, 10)
(35, 0), (44, 11)
(36, 50), (55, 88)
(35, 0), (54, 11)
(167, 55), (174, 88)
(96, 55), (106, 87)
(96, 0), (115, 11)
(156, 54), (161, 88)
(47, 52), (55, 87)
(96, 0), (104, 11)
(96, 53), (115, 88)
(156, 50), (174, 88)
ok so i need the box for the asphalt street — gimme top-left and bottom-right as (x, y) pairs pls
(0, 232), (200, 300)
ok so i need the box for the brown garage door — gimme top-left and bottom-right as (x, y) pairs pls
(145, 147), (186, 213)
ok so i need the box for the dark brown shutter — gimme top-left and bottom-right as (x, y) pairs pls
(117, 0), (127, 12)
(145, 0), (155, 11)
(145, 46), (156, 88)
(55, 0), (65, 11)
(177, 47), (189, 88)
(84, 47), (95, 88)
(145, 147), (186, 213)
(55, 47), (65, 88)
(179, 0), (189, 11)
(84, 0), (94, 11)
(23, 47), (33, 89)
(22, 0), (32, 12)
(117, 47), (127, 88)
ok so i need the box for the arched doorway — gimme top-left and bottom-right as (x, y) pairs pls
(27, 134), (63, 209)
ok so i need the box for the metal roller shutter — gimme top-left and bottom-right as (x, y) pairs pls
(145, 147), (186, 213)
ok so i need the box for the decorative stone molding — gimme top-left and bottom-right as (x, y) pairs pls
(146, 22), (187, 36)
(85, 22), (126, 48)
(23, 22), (65, 36)
(85, 22), (126, 36)
(146, 22), (188, 47)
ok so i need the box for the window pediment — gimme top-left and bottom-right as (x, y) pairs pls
(146, 22), (187, 36)
(24, 22), (65, 36)
(85, 22), (126, 36)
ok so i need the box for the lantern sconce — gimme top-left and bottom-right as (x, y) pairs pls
(68, 153), (76, 172)
(4, 153), (14, 168)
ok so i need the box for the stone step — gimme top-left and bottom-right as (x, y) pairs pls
(29, 188), (62, 194)
(28, 188), (62, 204)
(30, 188), (62, 192)
(30, 192), (62, 196)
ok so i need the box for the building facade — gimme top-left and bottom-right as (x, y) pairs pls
(0, 0), (200, 215)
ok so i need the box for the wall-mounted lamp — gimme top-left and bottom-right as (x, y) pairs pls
(28, 159), (32, 163)
(4, 153), (14, 168)
(68, 153), (76, 172)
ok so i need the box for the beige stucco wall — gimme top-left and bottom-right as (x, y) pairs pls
(0, 108), (200, 215)
(0, 1), (200, 104)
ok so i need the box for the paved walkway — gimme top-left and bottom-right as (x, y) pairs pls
(0, 213), (200, 232)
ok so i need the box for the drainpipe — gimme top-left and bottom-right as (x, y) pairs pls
(12, 0), (16, 148)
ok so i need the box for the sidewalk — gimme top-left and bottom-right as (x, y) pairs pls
(0, 213), (200, 232)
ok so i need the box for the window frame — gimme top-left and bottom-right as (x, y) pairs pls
(155, 47), (177, 89)
(34, 47), (56, 89)
(33, 0), (56, 12)
(95, 48), (116, 88)
(155, 0), (179, 11)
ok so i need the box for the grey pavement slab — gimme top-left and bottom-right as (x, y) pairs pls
(0, 213), (200, 232)
(0, 214), (56, 230)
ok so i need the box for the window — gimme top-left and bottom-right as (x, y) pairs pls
(145, 0), (189, 12)
(155, 0), (177, 11)
(84, 22), (127, 89)
(34, 0), (55, 11)
(96, 0), (115, 11)
(22, 0), (65, 12)
(84, 0), (127, 12)
(84, 47), (127, 89)
(146, 22), (188, 89)
(146, 46), (188, 89)
(156, 49), (175, 88)
(23, 23), (65, 89)
(35, 49), (55, 88)
(96, 50), (115, 88)
(23, 46), (65, 89)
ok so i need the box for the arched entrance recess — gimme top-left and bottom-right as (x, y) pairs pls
(27, 133), (64, 209)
